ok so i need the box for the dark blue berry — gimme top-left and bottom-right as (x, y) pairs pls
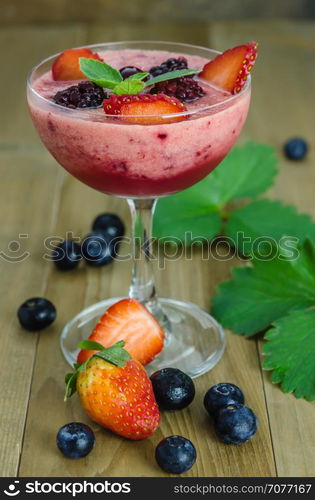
(56, 422), (95, 459)
(284, 138), (308, 160)
(150, 57), (188, 77)
(204, 383), (244, 416)
(18, 297), (56, 331)
(150, 77), (204, 103)
(81, 231), (117, 267)
(119, 66), (143, 79)
(52, 239), (81, 271)
(214, 404), (258, 445)
(150, 368), (195, 410)
(155, 435), (196, 474)
(53, 81), (107, 109)
(92, 213), (125, 240)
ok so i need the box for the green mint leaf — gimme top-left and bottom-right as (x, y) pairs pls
(211, 239), (315, 337)
(263, 309), (315, 401)
(79, 58), (122, 89)
(145, 69), (200, 87)
(226, 199), (315, 256)
(153, 142), (277, 243)
(113, 79), (145, 95)
(128, 72), (149, 81)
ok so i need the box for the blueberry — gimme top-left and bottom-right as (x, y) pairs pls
(17, 297), (56, 331)
(81, 231), (117, 267)
(150, 368), (195, 410)
(214, 404), (258, 445)
(155, 435), (196, 474)
(56, 422), (95, 459)
(92, 213), (125, 240)
(284, 138), (308, 160)
(52, 239), (81, 271)
(119, 66), (143, 79)
(204, 383), (244, 416)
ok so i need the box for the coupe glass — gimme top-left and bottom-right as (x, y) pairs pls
(27, 41), (251, 377)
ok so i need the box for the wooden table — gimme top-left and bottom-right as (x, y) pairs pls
(0, 20), (314, 478)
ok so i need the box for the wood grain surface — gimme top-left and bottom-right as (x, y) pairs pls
(0, 20), (314, 477)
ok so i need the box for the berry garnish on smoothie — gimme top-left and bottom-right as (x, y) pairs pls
(52, 47), (103, 81)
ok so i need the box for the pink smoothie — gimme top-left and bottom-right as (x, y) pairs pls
(28, 48), (251, 197)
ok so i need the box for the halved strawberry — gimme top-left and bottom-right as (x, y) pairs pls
(200, 41), (258, 94)
(103, 93), (187, 124)
(52, 48), (102, 81)
(77, 298), (165, 365)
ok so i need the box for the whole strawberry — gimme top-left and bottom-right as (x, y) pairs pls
(65, 340), (160, 440)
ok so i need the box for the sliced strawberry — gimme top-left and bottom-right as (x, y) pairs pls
(52, 48), (102, 81)
(103, 93), (187, 124)
(200, 41), (258, 94)
(77, 298), (165, 365)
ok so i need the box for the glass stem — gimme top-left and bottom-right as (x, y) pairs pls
(127, 198), (169, 328)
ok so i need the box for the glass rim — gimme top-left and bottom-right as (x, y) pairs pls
(27, 40), (251, 120)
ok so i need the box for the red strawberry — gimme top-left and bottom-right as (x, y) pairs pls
(52, 48), (102, 81)
(66, 341), (160, 440)
(77, 299), (165, 366)
(200, 41), (258, 94)
(103, 93), (187, 124)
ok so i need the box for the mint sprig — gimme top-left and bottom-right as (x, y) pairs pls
(64, 340), (131, 400)
(79, 57), (200, 95)
(79, 58), (122, 89)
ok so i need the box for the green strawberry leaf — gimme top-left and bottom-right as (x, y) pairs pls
(204, 142), (277, 207)
(79, 58), (122, 89)
(94, 340), (132, 366)
(153, 181), (221, 243)
(154, 142), (277, 242)
(64, 340), (131, 400)
(78, 339), (108, 351)
(144, 68), (200, 87)
(263, 309), (315, 401)
(113, 78), (145, 95)
(211, 239), (315, 337)
(226, 199), (315, 255)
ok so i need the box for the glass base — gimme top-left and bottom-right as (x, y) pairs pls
(60, 297), (226, 379)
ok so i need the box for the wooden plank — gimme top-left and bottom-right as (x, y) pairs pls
(86, 22), (208, 47)
(209, 19), (315, 478)
(0, 151), (63, 476)
(1, 0), (312, 25)
(0, 26), (85, 148)
(0, 24), (85, 478)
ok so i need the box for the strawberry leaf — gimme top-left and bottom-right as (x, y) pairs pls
(203, 142), (277, 207)
(94, 341), (132, 366)
(154, 142), (277, 242)
(211, 239), (315, 337)
(64, 340), (131, 400)
(263, 309), (315, 401)
(226, 199), (315, 255)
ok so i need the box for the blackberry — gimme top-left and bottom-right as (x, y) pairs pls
(53, 81), (107, 109)
(149, 57), (188, 77)
(150, 76), (205, 103)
